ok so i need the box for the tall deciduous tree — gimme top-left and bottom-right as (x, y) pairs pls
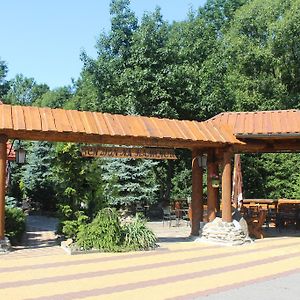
(34, 86), (73, 108)
(0, 58), (9, 99)
(4, 74), (49, 105)
(223, 0), (300, 111)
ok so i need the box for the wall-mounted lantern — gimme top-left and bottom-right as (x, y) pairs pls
(197, 155), (207, 168)
(15, 147), (26, 164)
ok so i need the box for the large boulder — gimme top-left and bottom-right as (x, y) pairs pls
(201, 217), (248, 245)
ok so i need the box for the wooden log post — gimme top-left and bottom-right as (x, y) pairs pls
(191, 149), (203, 236)
(207, 151), (218, 222)
(221, 150), (232, 222)
(0, 136), (7, 240)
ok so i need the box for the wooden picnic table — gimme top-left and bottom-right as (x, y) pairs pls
(242, 199), (300, 231)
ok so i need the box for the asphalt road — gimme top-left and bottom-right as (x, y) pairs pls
(197, 271), (300, 300)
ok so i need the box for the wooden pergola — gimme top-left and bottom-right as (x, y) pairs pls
(0, 105), (299, 241)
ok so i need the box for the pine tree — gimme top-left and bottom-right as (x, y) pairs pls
(102, 158), (158, 207)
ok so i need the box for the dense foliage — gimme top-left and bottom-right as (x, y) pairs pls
(122, 216), (157, 251)
(75, 208), (157, 252)
(1, 0), (300, 222)
(5, 207), (26, 244)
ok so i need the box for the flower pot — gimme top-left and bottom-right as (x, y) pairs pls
(211, 178), (220, 188)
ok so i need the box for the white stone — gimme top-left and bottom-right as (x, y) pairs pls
(0, 237), (11, 253)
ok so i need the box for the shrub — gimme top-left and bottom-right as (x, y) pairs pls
(76, 208), (123, 251)
(5, 207), (26, 244)
(74, 208), (157, 252)
(5, 196), (18, 208)
(122, 216), (157, 251)
(61, 211), (89, 239)
(56, 204), (89, 239)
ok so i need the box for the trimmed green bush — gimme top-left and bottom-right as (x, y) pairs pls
(61, 211), (89, 239)
(5, 207), (26, 244)
(76, 208), (123, 251)
(75, 208), (157, 252)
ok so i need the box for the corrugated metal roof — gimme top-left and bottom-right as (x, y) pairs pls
(0, 104), (241, 148)
(207, 110), (300, 137)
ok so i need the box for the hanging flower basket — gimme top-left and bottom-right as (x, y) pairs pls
(211, 174), (220, 188)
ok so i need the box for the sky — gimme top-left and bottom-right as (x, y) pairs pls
(1, 0), (206, 89)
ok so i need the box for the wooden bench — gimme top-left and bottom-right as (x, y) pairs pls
(276, 199), (300, 230)
(246, 209), (267, 239)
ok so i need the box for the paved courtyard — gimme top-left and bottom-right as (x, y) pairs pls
(1, 216), (300, 299)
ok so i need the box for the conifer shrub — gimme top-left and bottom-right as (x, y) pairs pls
(74, 208), (157, 252)
(76, 208), (123, 251)
(5, 207), (26, 244)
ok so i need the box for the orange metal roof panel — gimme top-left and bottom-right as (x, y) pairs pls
(183, 121), (203, 141)
(148, 117), (164, 138)
(227, 113), (237, 131)
(158, 119), (178, 139)
(65, 110), (84, 133)
(123, 115), (141, 137)
(177, 121), (196, 140)
(22, 106), (41, 131)
(164, 119), (186, 140)
(280, 111), (289, 133)
(103, 113), (126, 136)
(11, 106), (26, 131)
(153, 118), (173, 139)
(40, 107), (57, 132)
(244, 112), (253, 134)
(203, 122), (225, 143)
(51, 109), (72, 132)
(193, 122), (211, 142)
(270, 112), (281, 134)
(289, 110), (300, 133)
(254, 112), (263, 134)
(140, 117), (161, 138)
(0, 105), (13, 130)
(207, 110), (300, 137)
(125, 115), (145, 137)
(115, 114), (134, 137)
(169, 119), (189, 140)
(92, 112), (110, 135)
(80, 111), (99, 135)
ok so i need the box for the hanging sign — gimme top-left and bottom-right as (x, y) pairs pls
(81, 146), (177, 160)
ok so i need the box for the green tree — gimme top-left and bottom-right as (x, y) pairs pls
(0, 58), (9, 98)
(4, 74), (49, 105)
(34, 86), (73, 108)
(223, 0), (300, 111)
(52, 143), (107, 217)
(102, 158), (158, 207)
(77, 0), (138, 114)
(242, 153), (300, 199)
(20, 141), (57, 211)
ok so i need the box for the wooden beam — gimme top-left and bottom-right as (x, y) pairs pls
(191, 149), (203, 236)
(0, 135), (7, 240)
(221, 150), (232, 222)
(207, 150), (218, 222)
(0, 129), (229, 150)
(234, 139), (300, 153)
